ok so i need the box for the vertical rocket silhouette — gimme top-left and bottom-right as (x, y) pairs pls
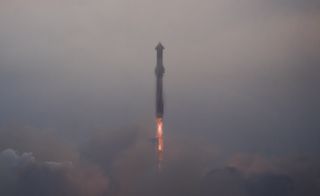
(155, 43), (165, 118)
(155, 43), (165, 170)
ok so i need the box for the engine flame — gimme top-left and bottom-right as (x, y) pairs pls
(156, 117), (164, 169)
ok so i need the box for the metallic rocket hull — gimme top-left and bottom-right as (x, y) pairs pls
(156, 77), (164, 118)
(155, 43), (165, 118)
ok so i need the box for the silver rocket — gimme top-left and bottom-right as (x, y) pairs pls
(155, 43), (165, 118)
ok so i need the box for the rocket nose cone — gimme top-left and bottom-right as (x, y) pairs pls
(155, 42), (164, 50)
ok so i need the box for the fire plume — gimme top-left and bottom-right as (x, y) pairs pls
(156, 117), (164, 169)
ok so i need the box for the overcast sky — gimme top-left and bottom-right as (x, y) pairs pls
(0, 0), (319, 195)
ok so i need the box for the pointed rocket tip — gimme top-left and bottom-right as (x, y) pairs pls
(155, 42), (165, 50)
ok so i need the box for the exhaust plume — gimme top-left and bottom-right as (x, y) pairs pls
(155, 43), (165, 170)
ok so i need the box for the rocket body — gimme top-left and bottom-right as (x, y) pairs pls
(155, 43), (165, 170)
(155, 43), (165, 118)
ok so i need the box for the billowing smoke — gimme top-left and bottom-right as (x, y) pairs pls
(0, 126), (320, 196)
(0, 0), (319, 195)
(0, 149), (108, 196)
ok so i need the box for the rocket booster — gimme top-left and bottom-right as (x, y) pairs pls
(155, 43), (165, 118)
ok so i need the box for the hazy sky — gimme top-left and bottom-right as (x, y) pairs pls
(0, 0), (319, 195)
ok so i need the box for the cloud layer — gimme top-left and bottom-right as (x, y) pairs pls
(0, 0), (319, 195)
(0, 149), (108, 196)
(0, 126), (319, 196)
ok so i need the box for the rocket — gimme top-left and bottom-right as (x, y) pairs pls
(155, 42), (165, 170)
(155, 43), (165, 118)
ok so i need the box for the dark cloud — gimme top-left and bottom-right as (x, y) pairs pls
(80, 126), (139, 171)
(0, 125), (320, 196)
(0, 126), (79, 162)
(0, 149), (108, 196)
(201, 167), (293, 196)
(202, 156), (320, 196)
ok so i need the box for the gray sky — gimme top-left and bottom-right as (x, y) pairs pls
(0, 1), (319, 195)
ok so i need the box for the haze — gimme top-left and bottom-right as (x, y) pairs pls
(0, 0), (319, 195)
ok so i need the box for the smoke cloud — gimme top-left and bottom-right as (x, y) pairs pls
(0, 149), (108, 196)
(0, 0), (319, 195)
(0, 126), (319, 196)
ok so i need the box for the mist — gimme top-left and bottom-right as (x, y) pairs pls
(0, 0), (319, 195)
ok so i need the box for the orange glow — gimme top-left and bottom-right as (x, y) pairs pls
(156, 117), (164, 168)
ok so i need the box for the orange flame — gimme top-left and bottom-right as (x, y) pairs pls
(156, 117), (164, 168)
